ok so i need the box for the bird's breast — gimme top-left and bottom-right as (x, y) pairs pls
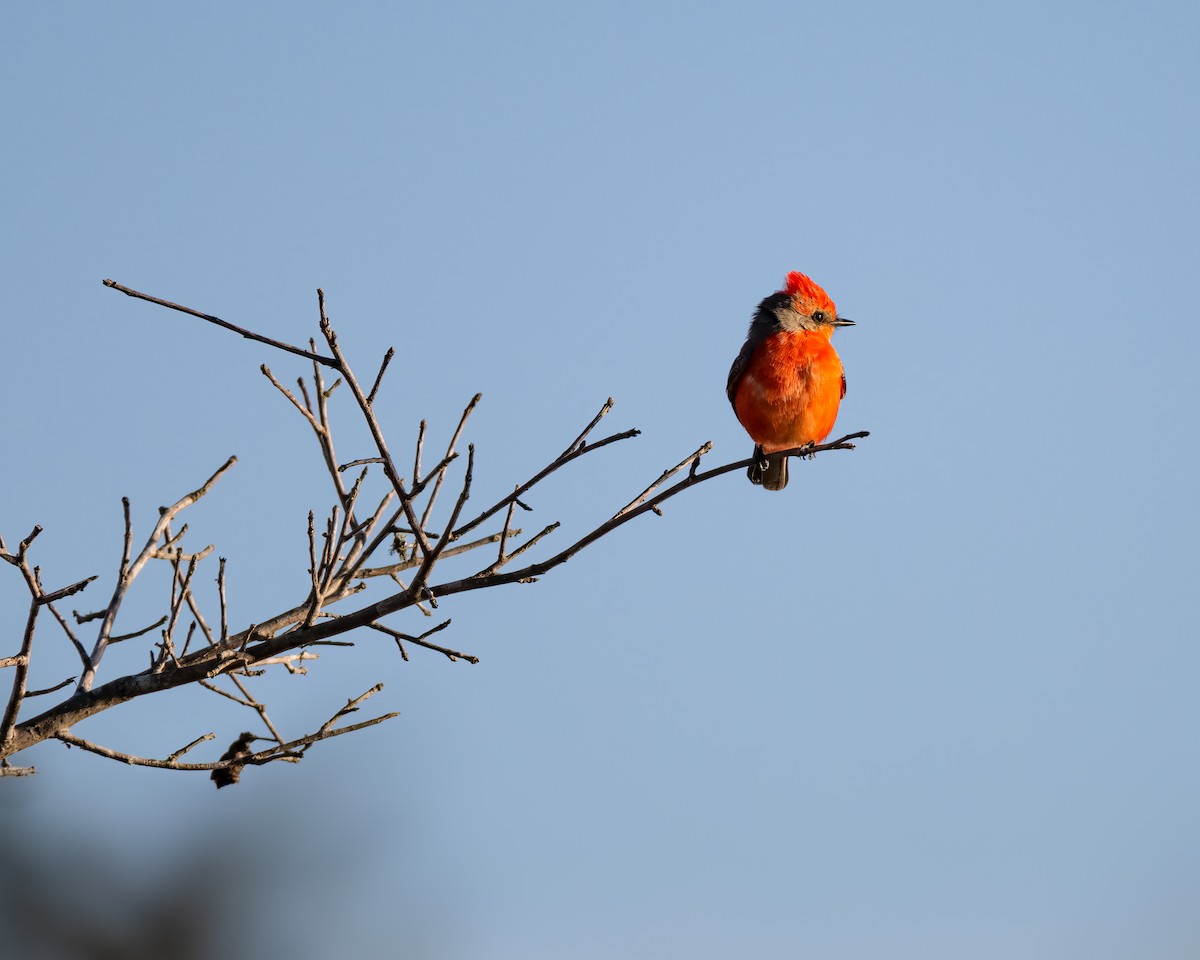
(733, 330), (844, 450)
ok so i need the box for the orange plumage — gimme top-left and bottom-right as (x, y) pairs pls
(727, 272), (853, 491)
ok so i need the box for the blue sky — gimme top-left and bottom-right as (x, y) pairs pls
(2, 2), (1198, 957)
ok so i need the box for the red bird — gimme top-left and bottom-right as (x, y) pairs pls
(727, 271), (855, 491)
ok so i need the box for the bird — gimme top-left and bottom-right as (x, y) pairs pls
(726, 271), (855, 491)
(211, 731), (257, 788)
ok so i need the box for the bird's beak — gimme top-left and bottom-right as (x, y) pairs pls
(831, 315), (855, 327)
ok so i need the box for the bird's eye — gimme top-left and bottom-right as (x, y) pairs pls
(812, 310), (826, 323)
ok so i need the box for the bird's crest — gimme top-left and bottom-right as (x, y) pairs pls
(784, 271), (837, 314)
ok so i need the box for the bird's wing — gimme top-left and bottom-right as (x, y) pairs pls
(841, 372), (847, 399)
(726, 339), (756, 407)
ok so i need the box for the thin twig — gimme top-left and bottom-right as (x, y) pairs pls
(109, 615), (169, 645)
(453, 422), (640, 540)
(25, 676), (76, 698)
(496, 490), (519, 567)
(410, 450), (460, 498)
(419, 394), (481, 526)
(311, 352), (351, 512)
(367, 347), (395, 406)
(337, 492), (397, 582)
(42, 601), (91, 670)
(614, 442), (714, 518)
(218, 557), (228, 646)
(412, 419), (427, 487)
(317, 292), (433, 557)
(410, 445), (474, 595)
(36, 577), (97, 606)
(229, 674), (287, 746)
(304, 511), (322, 628)
(1, 600), (39, 746)
(561, 397), (615, 457)
(367, 619), (477, 663)
(261, 365), (321, 430)
(314, 684), (385, 739)
(103, 280), (337, 367)
(80, 456), (237, 692)
(166, 732), (216, 762)
(198, 679), (254, 707)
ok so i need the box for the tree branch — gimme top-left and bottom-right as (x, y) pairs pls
(103, 280), (337, 367)
(1, 282), (868, 780)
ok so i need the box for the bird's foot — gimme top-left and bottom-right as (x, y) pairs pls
(747, 444), (770, 485)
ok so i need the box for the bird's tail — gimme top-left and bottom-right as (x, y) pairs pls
(747, 446), (788, 491)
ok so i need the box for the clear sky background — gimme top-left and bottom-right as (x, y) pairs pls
(2, 2), (1198, 957)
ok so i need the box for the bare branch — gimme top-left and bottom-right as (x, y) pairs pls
(155, 554), (200, 672)
(41, 600), (91, 669)
(428, 431), (871, 603)
(217, 558), (229, 646)
(151, 543), (215, 563)
(410, 444), (474, 595)
(316, 293), (433, 558)
(107, 616), (168, 645)
(79, 456), (237, 692)
(356, 530), (513, 579)
(198, 679), (254, 708)
(418, 394), (481, 522)
(4, 432), (867, 762)
(256, 651), (319, 674)
(367, 619), (477, 663)
(453, 408), (641, 541)
(338, 492), (397, 581)
(313, 684), (385, 740)
(3, 280), (870, 780)
(561, 396), (615, 457)
(614, 442), (714, 518)
(166, 732), (216, 762)
(339, 457), (384, 471)
(26, 677), (76, 698)
(36, 576), (97, 606)
(1, 600), (39, 747)
(229, 674), (287, 747)
(495, 490), (519, 568)
(367, 347), (395, 406)
(311, 352), (352, 512)
(103, 280), (337, 367)
(304, 511), (322, 628)
(498, 522), (560, 565)
(410, 450), (460, 498)
(0, 539), (95, 686)
(18, 526), (43, 556)
(261, 365), (321, 430)
(169, 558), (217, 651)
(58, 697), (397, 775)
(412, 419), (427, 486)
